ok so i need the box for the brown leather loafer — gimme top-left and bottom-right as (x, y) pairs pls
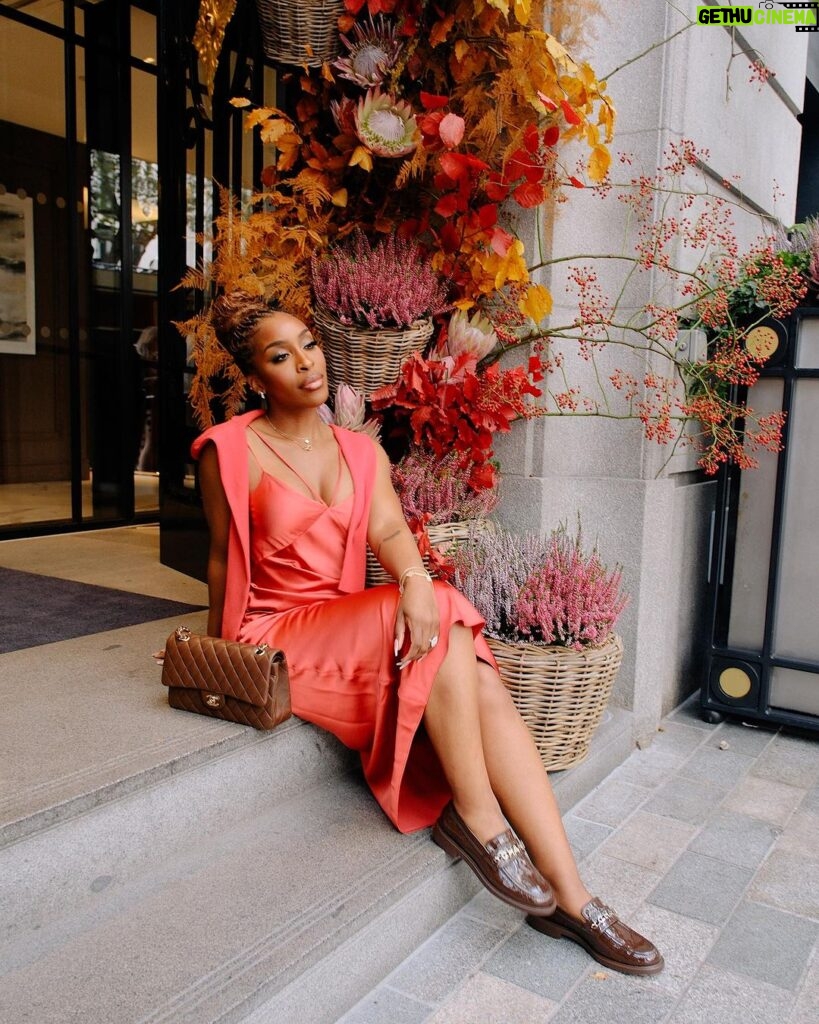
(432, 801), (556, 916)
(526, 898), (664, 975)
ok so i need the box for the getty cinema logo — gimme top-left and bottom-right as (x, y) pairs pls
(697, 2), (819, 30)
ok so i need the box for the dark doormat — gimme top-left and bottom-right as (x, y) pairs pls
(0, 566), (207, 653)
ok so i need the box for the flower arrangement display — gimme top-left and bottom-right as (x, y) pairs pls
(183, 0), (612, 433)
(183, 0), (815, 491)
(311, 229), (449, 329)
(452, 522), (627, 651)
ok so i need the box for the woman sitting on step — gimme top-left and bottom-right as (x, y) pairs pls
(193, 290), (664, 977)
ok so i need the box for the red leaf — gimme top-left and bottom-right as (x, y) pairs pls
(440, 151), (489, 181)
(484, 179), (509, 202)
(543, 125), (560, 147)
(524, 123), (540, 154)
(420, 91), (450, 110)
(477, 203), (498, 228)
(438, 222), (461, 252)
(439, 112), (465, 149)
(537, 90), (558, 111)
(512, 181), (546, 208)
(506, 148), (542, 184)
(419, 111), (444, 137)
(568, 176), (585, 188)
(560, 99), (582, 126)
(434, 191), (462, 217)
(490, 226), (514, 256)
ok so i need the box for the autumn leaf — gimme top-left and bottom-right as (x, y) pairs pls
(512, 181), (546, 208)
(568, 175), (585, 188)
(434, 192), (462, 217)
(244, 107), (277, 128)
(543, 125), (560, 147)
(349, 146), (373, 171)
(331, 188), (348, 207)
(588, 145), (611, 183)
(430, 14), (455, 47)
(229, 97), (252, 108)
(439, 113), (465, 149)
(560, 99), (582, 126)
(519, 283), (553, 323)
(513, 0), (531, 25)
(537, 90), (559, 111)
(420, 92), (450, 110)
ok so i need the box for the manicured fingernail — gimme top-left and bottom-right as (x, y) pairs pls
(394, 640), (400, 657)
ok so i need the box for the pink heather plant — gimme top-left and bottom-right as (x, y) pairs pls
(514, 525), (628, 651)
(452, 529), (552, 640)
(311, 229), (450, 329)
(391, 448), (500, 526)
(453, 523), (628, 650)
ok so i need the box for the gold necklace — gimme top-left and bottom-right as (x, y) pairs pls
(266, 415), (317, 452)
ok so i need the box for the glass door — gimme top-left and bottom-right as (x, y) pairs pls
(0, 0), (159, 535)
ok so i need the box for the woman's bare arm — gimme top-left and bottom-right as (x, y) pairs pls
(367, 443), (439, 665)
(198, 442), (231, 637)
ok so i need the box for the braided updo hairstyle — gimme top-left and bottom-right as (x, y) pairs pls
(210, 290), (280, 377)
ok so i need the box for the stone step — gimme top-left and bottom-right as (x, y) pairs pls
(0, 600), (635, 1023)
(0, 765), (479, 1024)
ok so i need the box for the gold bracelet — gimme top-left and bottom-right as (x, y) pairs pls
(398, 567), (434, 594)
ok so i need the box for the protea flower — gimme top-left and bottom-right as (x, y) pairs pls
(446, 309), (499, 363)
(355, 87), (419, 158)
(334, 17), (404, 88)
(323, 383), (382, 441)
(330, 96), (357, 135)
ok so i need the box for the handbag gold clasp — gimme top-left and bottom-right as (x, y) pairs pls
(255, 643), (269, 656)
(204, 693), (224, 708)
(176, 626), (192, 643)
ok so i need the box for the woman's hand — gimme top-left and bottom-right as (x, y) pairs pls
(394, 577), (440, 670)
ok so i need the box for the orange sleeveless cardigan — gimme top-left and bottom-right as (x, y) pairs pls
(191, 410), (377, 640)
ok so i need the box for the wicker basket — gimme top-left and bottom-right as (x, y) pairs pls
(366, 519), (494, 588)
(313, 305), (434, 400)
(486, 633), (623, 771)
(255, 0), (345, 67)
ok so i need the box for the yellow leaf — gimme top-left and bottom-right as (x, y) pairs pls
(454, 39), (470, 62)
(259, 119), (291, 144)
(244, 107), (276, 128)
(513, 0), (531, 24)
(321, 61), (334, 83)
(519, 283), (553, 324)
(545, 34), (578, 73)
(588, 145), (611, 183)
(454, 298), (475, 311)
(229, 97), (252, 108)
(485, 0), (510, 15)
(585, 122), (599, 148)
(597, 98), (616, 142)
(349, 146), (373, 172)
(331, 188), (348, 208)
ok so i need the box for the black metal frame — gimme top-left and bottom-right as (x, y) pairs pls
(702, 306), (819, 730)
(156, 0), (268, 579)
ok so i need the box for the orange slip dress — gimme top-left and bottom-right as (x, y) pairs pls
(235, 429), (497, 834)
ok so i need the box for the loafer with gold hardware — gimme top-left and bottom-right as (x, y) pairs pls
(432, 801), (556, 916)
(527, 897), (664, 975)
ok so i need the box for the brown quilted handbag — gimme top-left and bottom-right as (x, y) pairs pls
(161, 626), (291, 730)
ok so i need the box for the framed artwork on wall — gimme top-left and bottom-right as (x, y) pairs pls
(0, 192), (36, 356)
